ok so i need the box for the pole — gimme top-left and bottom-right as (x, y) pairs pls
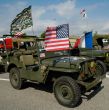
(67, 24), (71, 68)
(32, 25), (35, 35)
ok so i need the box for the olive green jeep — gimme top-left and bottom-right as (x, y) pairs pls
(1, 35), (105, 108)
(69, 34), (109, 72)
(92, 34), (109, 68)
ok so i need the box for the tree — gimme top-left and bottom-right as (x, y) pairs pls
(40, 31), (46, 38)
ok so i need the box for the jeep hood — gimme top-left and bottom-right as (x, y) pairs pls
(41, 56), (94, 68)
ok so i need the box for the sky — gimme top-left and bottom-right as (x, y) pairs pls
(0, 0), (109, 36)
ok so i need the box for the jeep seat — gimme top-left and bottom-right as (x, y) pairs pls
(20, 55), (39, 71)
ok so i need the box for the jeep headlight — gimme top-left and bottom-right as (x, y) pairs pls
(78, 65), (81, 69)
(90, 61), (95, 68)
(106, 53), (109, 57)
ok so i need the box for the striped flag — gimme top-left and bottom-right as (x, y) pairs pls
(79, 32), (93, 48)
(73, 38), (81, 48)
(14, 32), (24, 38)
(45, 24), (70, 51)
(80, 9), (87, 18)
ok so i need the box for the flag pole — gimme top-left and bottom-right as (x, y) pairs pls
(67, 24), (71, 67)
(32, 25), (35, 35)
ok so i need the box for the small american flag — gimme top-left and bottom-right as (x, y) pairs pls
(40, 53), (45, 58)
(45, 24), (70, 51)
(14, 32), (24, 38)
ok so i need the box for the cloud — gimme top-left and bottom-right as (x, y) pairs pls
(0, 1), (28, 34)
(86, 2), (109, 11)
(32, 7), (46, 19)
(0, 0), (109, 36)
(24, 19), (57, 36)
(23, 6), (58, 35)
(0, 0), (78, 35)
(102, 22), (109, 30)
(30, 0), (77, 35)
(49, 0), (76, 17)
(99, 21), (109, 34)
(68, 18), (109, 36)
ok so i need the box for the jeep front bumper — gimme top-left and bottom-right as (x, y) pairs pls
(77, 74), (105, 91)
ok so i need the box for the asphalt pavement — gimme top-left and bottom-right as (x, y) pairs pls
(0, 72), (109, 110)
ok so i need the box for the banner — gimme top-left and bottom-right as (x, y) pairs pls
(10, 6), (33, 34)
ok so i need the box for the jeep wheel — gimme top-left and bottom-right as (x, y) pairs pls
(53, 76), (81, 108)
(9, 67), (23, 90)
(96, 60), (107, 75)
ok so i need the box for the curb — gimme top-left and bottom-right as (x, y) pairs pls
(106, 73), (109, 78)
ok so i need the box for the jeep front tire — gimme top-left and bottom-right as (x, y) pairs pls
(9, 67), (23, 90)
(53, 76), (81, 107)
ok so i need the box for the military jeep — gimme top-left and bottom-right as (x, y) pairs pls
(1, 35), (105, 108)
(93, 34), (109, 68)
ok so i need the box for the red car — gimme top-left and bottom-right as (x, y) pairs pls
(0, 38), (13, 50)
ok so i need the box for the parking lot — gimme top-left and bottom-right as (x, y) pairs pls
(0, 72), (109, 110)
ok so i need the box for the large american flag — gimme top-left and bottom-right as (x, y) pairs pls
(45, 24), (70, 51)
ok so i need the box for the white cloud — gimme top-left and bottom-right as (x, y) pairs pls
(102, 22), (109, 31)
(0, 0), (109, 36)
(23, 6), (58, 35)
(29, 0), (77, 35)
(32, 7), (46, 19)
(0, 1), (28, 35)
(49, 0), (76, 17)
(24, 19), (57, 36)
(86, 2), (109, 11)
